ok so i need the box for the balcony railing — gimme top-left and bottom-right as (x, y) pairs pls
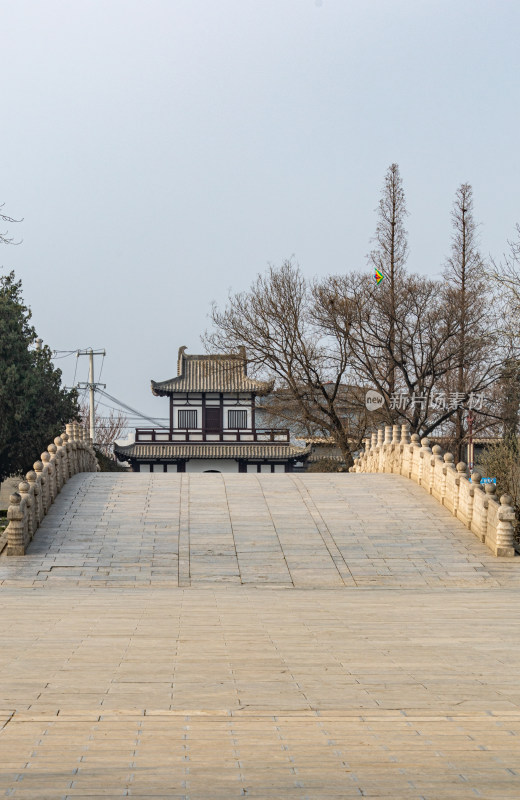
(135, 427), (290, 443)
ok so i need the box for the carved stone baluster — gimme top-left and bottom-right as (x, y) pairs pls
(18, 481), (31, 547)
(454, 462), (467, 517)
(33, 460), (45, 521)
(496, 495), (516, 557)
(26, 470), (40, 534)
(43, 451), (56, 505)
(7, 493), (25, 556)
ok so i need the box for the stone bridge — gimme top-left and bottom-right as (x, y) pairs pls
(1, 435), (520, 797)
(2, 472), (519, 589)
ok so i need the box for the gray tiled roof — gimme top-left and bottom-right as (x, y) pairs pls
(307, 450), (345, 463)
(114, 442), (310, 462)
(152, 347), (273, 396)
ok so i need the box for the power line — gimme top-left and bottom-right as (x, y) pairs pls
(97, 388), (163, 427)
(94, 397), (168, 421)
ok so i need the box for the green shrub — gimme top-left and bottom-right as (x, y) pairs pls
(478, 437), (520, 545)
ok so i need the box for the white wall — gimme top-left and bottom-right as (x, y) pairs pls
(185, 459), (239, 473)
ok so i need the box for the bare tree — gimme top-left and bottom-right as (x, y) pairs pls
(315, 270), (464, 436)
(79, 401), (128, 458)
(489, 223), (520, 345)
(0, 204), (22, 245)
(441, 183), (497, 459)
(205, 260), (367, 468)
(368, 163), (409, 395)
(487, 224), (520, 441)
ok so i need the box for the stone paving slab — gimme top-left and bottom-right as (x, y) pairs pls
(0, 587), (520, 797)
(1, 473), (519, 588)
(1, 474), (520, 797)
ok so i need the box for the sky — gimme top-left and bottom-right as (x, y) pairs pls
(1, 0), (519, 428)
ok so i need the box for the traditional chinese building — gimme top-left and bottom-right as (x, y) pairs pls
(114, 347), (310, 473)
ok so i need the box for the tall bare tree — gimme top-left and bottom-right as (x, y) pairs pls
(368, 163), (409, 395)
(489, 223), (520, 351)
(205, 260), (366, 468)
(442, 183), (495, 459)
(487, 223), (520, 442)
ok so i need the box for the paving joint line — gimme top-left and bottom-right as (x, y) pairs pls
(291, 475), (358, 586)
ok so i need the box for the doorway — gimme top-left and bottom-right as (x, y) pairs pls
(204, 407), (221, 433)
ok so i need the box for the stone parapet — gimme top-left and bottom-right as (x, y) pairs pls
(5, 425), (98, 556)
(351, 424), (516, 558)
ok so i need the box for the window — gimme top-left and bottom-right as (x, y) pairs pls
(178, 409), (197, 429)
(228, 409), (247, 429)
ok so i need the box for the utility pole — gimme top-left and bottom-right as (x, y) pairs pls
(466, 412), (474, 474)
(77, 348), (106, 443)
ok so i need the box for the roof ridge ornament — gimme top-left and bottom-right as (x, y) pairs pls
(177, 346), (187, 376)
(238, 345), (247, 374)
(151, 346), (274, 396)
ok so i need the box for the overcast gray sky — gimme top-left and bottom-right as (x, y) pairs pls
(1, 0), (519, 424)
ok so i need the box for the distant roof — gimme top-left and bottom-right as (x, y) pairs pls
(151, 346), (274, 396)
(114, 441), (309, 462)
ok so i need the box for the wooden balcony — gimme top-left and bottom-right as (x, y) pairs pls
(134, 427), (291, 443)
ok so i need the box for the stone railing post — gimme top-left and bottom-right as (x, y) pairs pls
(442, 452), (454, 504)
(469, 475), (486, 543)
(496, 495), (516, 557)
(418, 437), (431, 488)
(383, 425), (392, 471)
(66, 423), (77, 474)
(376, 427), (384, 470)
(453, 462), (466, 517)
(18, 481), (32, 544)
(72, 423), (81, 470)
(48, 443), (60, 494)
(26, 470), (40, 535)
(43, 451), (56, 504)
(60, 433), (71, 479)
(430, 445), (443, 501)
(6, 493), (25, 556)
(54, 437), (66, 490)
(79, 427), (88, 471)
(409, 434), (421, 483)
(40, 453), (51, 513)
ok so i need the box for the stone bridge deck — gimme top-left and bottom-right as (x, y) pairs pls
(1, 474), (520, 798)
(2, 473), (519, 589)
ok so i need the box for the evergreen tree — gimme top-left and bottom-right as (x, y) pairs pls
(0, 271), (79, 481)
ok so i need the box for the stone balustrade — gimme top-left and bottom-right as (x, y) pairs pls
(5, 423), (98, 556)
(350, 424), (517, 558)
